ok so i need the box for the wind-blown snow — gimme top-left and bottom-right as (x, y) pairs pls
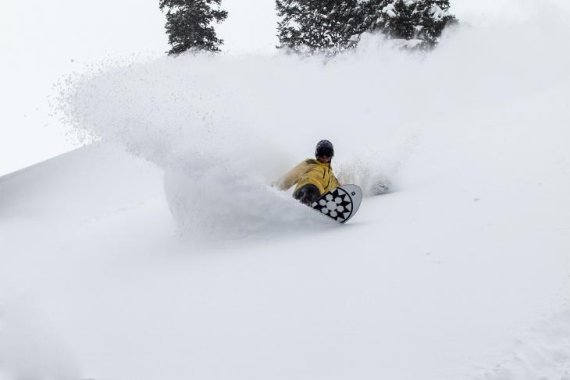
(2, 2), (570, 380)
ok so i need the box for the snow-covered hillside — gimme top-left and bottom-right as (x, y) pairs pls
(2, 2), (570, 380)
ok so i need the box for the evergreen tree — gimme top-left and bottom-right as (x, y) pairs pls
(276, 0), (456, 53)
(159, 0), (228, 55)
(363, 0), (456, 49)
(414, 0), (456, 47)
(276, 0), (364, 55)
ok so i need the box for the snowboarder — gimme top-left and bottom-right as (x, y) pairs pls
(276, 140), (341, 206)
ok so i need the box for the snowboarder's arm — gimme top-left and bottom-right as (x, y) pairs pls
(275, 161), (309, 191)
(332, 174), (341, 189)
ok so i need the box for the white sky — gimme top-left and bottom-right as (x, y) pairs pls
(0, 0), (567, 176)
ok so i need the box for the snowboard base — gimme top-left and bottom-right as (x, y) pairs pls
(311, 184), (363, 223)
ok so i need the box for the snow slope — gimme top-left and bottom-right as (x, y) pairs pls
(2, 3), (570, 380)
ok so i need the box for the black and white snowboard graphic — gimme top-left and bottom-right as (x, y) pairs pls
(311, 184), (363, 223)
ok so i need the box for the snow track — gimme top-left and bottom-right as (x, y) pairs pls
(472, 299), (570, 380)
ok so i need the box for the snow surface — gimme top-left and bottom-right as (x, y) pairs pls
(2, 2), (570, 380)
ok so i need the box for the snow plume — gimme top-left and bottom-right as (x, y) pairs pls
(61, 2), (570, 236)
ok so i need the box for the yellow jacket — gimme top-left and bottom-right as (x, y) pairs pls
(277, 159), (340, 195)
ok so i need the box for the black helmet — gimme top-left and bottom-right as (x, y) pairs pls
(315, 140), (334, 158)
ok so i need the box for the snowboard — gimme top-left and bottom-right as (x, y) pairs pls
(311, 184), (363, 223)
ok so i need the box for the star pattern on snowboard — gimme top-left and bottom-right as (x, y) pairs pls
(311, 187), (355, 223)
